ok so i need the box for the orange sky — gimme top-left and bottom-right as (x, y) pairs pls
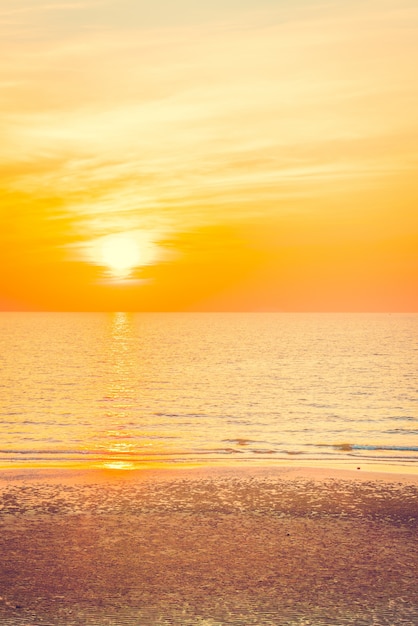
(1, 0), (417, 311)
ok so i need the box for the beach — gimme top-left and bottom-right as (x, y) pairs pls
(0, 465), (417, 625)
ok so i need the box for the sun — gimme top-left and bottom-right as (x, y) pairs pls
(85, 229), (162, 281)
(100, 233), (141, 279)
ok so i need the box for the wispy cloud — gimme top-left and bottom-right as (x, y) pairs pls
(1, 0), (418, 263)
(0, 1), (105, 16)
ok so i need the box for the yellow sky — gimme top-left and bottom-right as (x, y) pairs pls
(1, 0), (417, 311)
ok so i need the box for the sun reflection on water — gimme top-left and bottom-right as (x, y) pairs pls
(94, 312), (143, 469)
(101, 461), (136, 471)
(85, 312), (179, 470)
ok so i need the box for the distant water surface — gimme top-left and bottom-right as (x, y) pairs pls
(0, 313), (417, 470)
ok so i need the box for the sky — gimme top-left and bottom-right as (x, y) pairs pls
(1, 0), (417, 311)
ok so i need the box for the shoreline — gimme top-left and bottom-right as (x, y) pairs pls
(2, 461), (418, 486)
(1, 464), (418, 625)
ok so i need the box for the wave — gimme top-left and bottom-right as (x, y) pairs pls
(1, 442), (418, 467)
(335, 443), (418, 452)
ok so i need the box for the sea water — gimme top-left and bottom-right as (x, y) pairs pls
(0, 312), (417, 470)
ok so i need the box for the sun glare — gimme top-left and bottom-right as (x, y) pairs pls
(85, 229), (165, 282)
(100, 233), (142, 279)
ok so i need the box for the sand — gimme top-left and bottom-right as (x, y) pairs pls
(0, 465), (417, 625)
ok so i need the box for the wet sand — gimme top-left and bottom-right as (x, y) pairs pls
(0, 466), (417, 625)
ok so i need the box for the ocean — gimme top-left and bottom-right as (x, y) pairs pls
(0, 312), (417, 471)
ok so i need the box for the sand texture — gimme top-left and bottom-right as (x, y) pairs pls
(0, 467), (417, 625)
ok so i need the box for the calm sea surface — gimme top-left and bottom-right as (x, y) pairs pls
(0, 313), (417, 471)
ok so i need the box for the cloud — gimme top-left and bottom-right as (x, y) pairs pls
(1, 0), (418, 262)
(0, 1), (106, 16)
